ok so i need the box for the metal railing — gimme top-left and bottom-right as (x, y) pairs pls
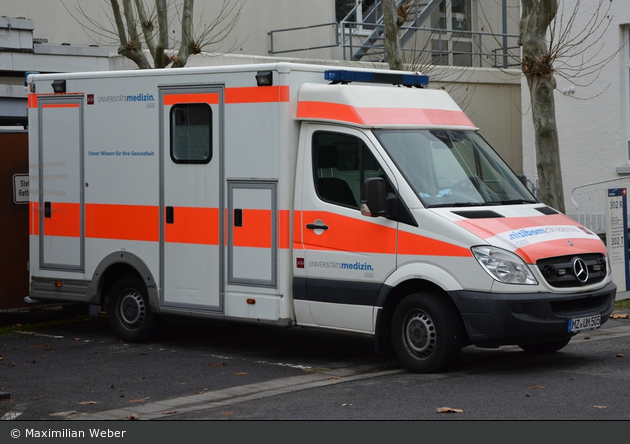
(268, 7), (520, 69)
(268, 22), (340, 55)
(338, 21), (520, 68)
(571, 178), (630, 234)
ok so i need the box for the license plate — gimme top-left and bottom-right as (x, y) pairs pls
(568, 314), (601, 332)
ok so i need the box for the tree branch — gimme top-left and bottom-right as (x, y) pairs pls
(134, 0), (159, 66)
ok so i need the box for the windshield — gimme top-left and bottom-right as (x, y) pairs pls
(374, 129), (537, 208)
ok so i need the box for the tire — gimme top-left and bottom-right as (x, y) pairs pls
(107, 276), (154, 343)
(391, 292), (463, 373)
(518, 337), (572, 354)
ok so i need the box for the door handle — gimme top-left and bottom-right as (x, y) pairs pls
(306, 223), (328, 230)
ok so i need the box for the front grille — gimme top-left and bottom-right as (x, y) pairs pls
(536, 253), (607, 288)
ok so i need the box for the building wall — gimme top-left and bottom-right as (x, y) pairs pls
(521, 1), (630, 219)
(0, 0), (338, 60)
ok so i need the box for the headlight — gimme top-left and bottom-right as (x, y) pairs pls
(472, 246), (538, 285)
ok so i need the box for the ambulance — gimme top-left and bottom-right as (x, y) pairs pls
(26, 63), (616, 373)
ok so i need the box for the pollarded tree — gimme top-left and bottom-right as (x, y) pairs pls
(519, 0), (616, 213)
(381, 0), (407, 70)
(519, 0), (564, 212)
(64, 0), (244, 69)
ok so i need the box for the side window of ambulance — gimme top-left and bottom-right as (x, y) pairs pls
(312, 132), (385, 210)
(170, 103), (212, 164)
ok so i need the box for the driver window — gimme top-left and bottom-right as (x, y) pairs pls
(312, 132), (385, 210)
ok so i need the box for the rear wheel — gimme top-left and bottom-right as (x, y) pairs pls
(518, 337), (572, 354)
(391, 292), (463, 373)
(107, 276), (154, 343)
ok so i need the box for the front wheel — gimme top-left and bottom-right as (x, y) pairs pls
(107, 276), (154, 343)
(391, 292), (463, 373)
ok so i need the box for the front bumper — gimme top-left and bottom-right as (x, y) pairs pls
(449, 281), (617, 347)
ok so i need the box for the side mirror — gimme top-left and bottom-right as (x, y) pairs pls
(361, 177), (389, 217)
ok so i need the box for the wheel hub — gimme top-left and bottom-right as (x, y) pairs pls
(119, 290), (146, 328)
(405, 311), (436, 358)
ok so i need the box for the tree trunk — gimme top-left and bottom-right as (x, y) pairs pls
(382, 0), (404, 70)
(110, 0), (152, 69)
(172, 0), (195, 68)
(520, 0), (565, 213)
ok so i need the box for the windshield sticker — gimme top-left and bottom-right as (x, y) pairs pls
(487, 225), (598, 250)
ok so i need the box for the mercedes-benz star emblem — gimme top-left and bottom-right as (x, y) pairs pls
(572, 257), (589, 283)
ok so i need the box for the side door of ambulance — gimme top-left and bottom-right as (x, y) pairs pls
(298, 124), (398, 332)
(37, 96), (84, 271)
(160, 87), (224, 311)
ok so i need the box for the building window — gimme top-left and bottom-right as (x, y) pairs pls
(431, 0), (473, 66)
(336, 0), (377, 23)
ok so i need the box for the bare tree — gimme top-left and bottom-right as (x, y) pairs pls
(63, 0), (244, 69)
(519, 0), (564, 211)
(519, 0), (615, 213)
(381, 0), (408, 70)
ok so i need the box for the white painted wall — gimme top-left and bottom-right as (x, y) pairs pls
(521, 1), (630, 219)
(0, 0), (337, 59)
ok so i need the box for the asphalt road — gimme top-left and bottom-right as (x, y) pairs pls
(1, 304), (629, 421)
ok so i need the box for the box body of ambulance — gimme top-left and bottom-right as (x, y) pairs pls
(27, 63), (616, 372)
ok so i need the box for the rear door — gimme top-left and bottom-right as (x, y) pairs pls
(160, 87), (224, 311)
(38, 96), (84, 271)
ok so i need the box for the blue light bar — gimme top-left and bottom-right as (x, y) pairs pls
(325, 70), (429, 87)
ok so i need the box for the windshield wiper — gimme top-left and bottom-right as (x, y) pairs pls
(427, 202), (488, 208)
(486, 199), (538, 205)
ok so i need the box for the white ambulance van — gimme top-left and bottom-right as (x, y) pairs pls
(26, 63), (616, 373)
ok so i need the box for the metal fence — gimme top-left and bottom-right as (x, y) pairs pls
(570, 178), (630, 234)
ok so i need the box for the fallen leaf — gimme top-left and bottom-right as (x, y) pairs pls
(436, 407), (464, 413)
(127, 413), (141, 420)
(77, 401), (99, 405)
(235, 372), (247, 375)
(610, 313), (629, 319)
(219, 411), (234, 416)
(130, 397), (149, 403)
(72, 338), (81, 341)
(528, 386), (545, 389)
(328, 376), (341, 380)
(594, 405), (607, 409)
(162, 411), (178, 415)
(616, 354), (625, 358)
(208, 363), (226, 367)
